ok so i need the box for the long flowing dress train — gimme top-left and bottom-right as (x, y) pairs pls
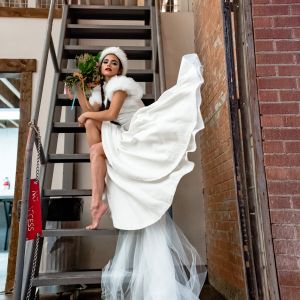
(98, 53), (206, 299)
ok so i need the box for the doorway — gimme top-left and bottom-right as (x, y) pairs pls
(0, 74), (19, 290)
(0, 59), (35, 293)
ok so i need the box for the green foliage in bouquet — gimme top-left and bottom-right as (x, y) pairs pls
(64, 52), (101, 91)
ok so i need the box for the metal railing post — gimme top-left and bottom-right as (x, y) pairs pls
(13, 129), (35, 300)
(50, 37), (60, 73)
(33, 0), (57, 122)
(154, 0), (165, 93)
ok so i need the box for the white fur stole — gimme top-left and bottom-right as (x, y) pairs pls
(89, 85), (102, 106)
(105, 76), (143, 100)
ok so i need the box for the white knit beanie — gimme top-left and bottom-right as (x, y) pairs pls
(99, 47), (128, 76)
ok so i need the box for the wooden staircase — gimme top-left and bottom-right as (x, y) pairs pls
(14, 1), (164, 299)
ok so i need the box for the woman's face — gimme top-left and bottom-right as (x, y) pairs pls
(101, 54), (122, 80)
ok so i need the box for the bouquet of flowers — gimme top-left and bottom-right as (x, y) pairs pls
(64, 52), (101, 108)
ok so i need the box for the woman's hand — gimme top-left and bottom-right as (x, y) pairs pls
(74, 83), (85, 96)
(87, 82), (98, 89)
(65, 87), (74, 100)
(65, 84), (84, 101)
(78, 113), (87, 127)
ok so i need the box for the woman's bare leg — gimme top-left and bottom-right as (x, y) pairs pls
(83, 119), (107, 229)
(84, 119), (102, 147)
(86, 142), (108, 230)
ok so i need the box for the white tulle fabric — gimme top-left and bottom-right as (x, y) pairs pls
(102, 53), (204, 230)
(101, 213), (207, 300)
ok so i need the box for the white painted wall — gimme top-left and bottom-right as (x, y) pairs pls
(161, 12), (207, 262)
(0, 128), (18, 193)
(0, 17), (64, 187)
(0, 18), (61, 114)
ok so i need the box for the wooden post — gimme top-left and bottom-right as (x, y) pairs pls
(233, 0), (280, 298)
(0, 59), (35, 293)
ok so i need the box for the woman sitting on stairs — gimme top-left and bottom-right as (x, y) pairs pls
(67, 47), (143, 230)
(67, 46), (207, 299)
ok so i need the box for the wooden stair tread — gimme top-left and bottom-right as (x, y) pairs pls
(32, 271), (101, 286)
(44, 189), (92, 197)
(66, 24), (151, 40)
(63, 45), (152, 60)
(69, 5), (150, 21)
(60, 69), (153, 82)
(53, 122), (85, 133)
(48, 153), (90, 163)
(43, 228), (117, 237)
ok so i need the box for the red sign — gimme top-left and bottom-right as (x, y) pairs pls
(26, 179), (42, 240)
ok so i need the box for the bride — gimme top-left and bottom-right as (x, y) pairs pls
(68, 46), (207, 299)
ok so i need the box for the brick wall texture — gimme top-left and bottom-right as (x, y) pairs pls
(252, 0), (300, 299)
(193, 1), (248, 299)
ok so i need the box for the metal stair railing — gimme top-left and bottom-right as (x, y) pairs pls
(150, 0), (165, 98)
(155, 0), (166, 94)
(14, 1), (68, 299)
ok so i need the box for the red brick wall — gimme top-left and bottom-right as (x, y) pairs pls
(252, 0), (300, 299)
(194, 1), (248, 299)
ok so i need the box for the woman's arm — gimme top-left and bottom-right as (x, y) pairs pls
(66, 86), (100, 112)
(75, 86), (101, 112)
(78, 90), (127, 125)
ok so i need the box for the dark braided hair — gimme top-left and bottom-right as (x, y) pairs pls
(99, 76), (106, 111)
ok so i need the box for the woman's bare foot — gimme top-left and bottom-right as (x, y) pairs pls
(86, 202), (108, 230)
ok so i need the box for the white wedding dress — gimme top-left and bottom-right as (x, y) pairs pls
(90, 53), (206, 299)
